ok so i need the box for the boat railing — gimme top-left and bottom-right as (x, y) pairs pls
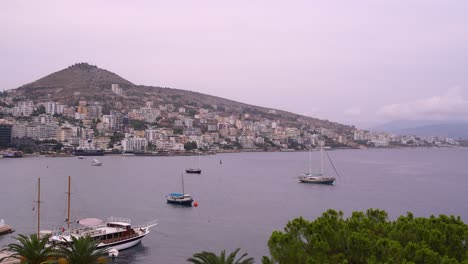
(135, 219), (158, 229)
(108, 217), (131, 224)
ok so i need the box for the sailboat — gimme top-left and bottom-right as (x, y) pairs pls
(166, 173), (194, 206)
(45, 176), (157, 251)
(298, 142), (336, 185)
(186, 152), (202, 174)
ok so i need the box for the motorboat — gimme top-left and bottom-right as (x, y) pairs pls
(91, 159), (102, 166)
(48, 217), (157, 251)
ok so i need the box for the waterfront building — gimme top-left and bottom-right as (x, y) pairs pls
(0, 123), (12, 146)
(122, 135), (148, 152)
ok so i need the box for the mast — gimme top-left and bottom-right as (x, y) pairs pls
(181, 173), (185, 194)
(37, 177), (40, 238)
(67, 176), (71, 230)
(309, 147), (312, 175)
(321, 141), (324, 175)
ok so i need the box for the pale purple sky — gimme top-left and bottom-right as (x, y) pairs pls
(2, 0), (468, 127)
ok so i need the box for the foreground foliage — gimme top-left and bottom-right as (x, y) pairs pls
(262, 209), (468, 264)
(1, 234), (54, 264)
(187, 248), (254, 264)
(54, 235), (107, 264)
(1, 234), (107, 264)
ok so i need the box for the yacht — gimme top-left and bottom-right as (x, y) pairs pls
(298, 142), (336, 185)
(48, 217), (157, 251)
(45, 177), (157, 251)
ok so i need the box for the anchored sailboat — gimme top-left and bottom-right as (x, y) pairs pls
(298, 142), (336, 185)
(166, 173), (194, 206)
(186, 152), (202, 174)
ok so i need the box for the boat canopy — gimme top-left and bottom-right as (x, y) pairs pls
(78, 218), (103, 227)
(167, 193), (184, 197)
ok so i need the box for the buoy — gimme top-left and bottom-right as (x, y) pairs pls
(193, 201), (198, 207)
(108, 248), (119, 258)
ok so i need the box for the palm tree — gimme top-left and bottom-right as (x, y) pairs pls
(1, 233), (55, 264)
(187, 248), (255, 264)
(55, 235), (107, 264)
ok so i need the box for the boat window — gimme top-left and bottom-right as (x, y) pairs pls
(106, 234), (112, 240)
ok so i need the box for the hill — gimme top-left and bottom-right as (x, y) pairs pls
(5, 63), (353, 133)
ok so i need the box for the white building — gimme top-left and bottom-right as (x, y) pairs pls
(121, 136), (148, 152)
(111, 84), (123, 95)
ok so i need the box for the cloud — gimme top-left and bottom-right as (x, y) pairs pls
(377, 87), (468, 121)
(344, 107), (362, 116)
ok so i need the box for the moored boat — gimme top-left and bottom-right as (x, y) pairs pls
(298, 142), (336, 185)
(48, 217), (157, 251)
(0, 219), (13, 235)
(166, 173), (193, 206)
(166, 193), (194, 206)
(91, 159), (102, 166)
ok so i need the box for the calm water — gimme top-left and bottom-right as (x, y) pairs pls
(1, 148), (468, 263)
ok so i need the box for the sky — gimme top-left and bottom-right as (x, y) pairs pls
(1, 0), (468, 128)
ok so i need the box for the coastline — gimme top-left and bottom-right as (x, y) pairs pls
(2, 145), (463, 159)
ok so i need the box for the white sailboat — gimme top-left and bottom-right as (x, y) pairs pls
(298, 142), (336, 185)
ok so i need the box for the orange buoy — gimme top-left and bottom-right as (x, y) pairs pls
(193, 201), (198, 207)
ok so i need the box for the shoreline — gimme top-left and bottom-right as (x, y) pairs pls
(0, 145), (462, 159)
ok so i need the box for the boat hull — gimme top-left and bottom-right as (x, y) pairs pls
(97, 233), (146, 251)
(299, 179), (335, 185)
(166, 198), (193, 206)
(185, 169), (201, 174)
(299, 176), (335, 185)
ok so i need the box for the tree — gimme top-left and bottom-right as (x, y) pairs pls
(184, 141), (198, 151)
(188, 248), (254, 264)
(55, 235), (107, 264)
(1, 234), (55, 264)
(130, 120), (147, 130)
(263, 209), (468, 264)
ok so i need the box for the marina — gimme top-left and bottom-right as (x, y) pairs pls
(1, 148), (468, 263)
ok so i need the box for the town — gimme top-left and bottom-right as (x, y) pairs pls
(0, 86), (460, 157)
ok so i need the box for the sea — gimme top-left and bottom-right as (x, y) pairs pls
(1, 148), (467, 263)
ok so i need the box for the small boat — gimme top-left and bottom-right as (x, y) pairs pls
(298, 142), (336, 185)
(186, 152), (202, 174)
(0, 219), (13, 235)
(78, 156), (84, 159)
(91, 159), (102, 166)
(166, 173), (193, 206)
(185, 168), (201, 174)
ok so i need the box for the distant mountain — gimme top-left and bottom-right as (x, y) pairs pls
(371, 120), (468, 139)
(5, 63), (353, 133)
